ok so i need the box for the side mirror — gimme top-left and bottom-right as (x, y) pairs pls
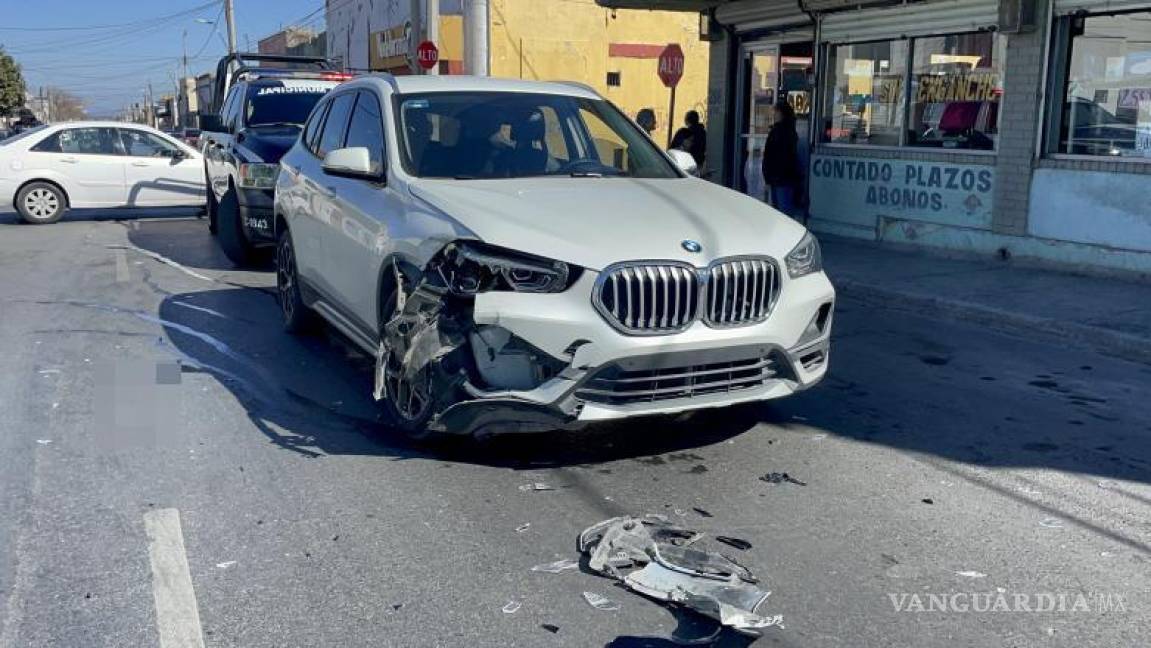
(199, 113), (223, 132)
(667, 149), (699, 177)
(322, 147), (380, 180)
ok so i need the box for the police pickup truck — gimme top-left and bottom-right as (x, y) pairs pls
(200, 53), (349, 265)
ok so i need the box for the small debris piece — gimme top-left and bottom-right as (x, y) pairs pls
(531, 558), (579, 574)
(519, 482), (555, 492)
(955, 571), (987, 578)
(582, 591), (621, 611)
(515, 523), (531, 533)
(502, 600), (522, 614)
(692, 507), (714, 518)
(715, 536), (753, 551)
(36, 439), (53, 445)
(687, 465), (708, 475)
(392, 604), (403, 611)
(541, 624), (560, 634)
(921, 498), (934, 505)
(1039, 517), (1063, 529)
(215, 561), (237, 569)
(759, 472), (805, 486)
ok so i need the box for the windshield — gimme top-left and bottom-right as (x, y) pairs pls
(396, 92), (680, 179)
(245, 83), (332, 127)
(0, 125), (48, 146)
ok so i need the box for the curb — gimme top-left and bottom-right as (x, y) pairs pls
(834, 278), (1151, 366)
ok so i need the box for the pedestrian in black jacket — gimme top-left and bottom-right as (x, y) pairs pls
(761, 101), (802, 220)
(670, 110), (707, 167)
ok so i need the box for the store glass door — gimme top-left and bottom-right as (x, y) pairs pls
(738, 44), (779, 201)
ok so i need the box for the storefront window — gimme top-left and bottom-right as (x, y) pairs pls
(823, 40), (908, 146)
(1056, 12), (1151, 158)
(908, 33), (1003, 150)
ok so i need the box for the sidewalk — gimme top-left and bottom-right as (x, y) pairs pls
(820, 235), (1151, 365)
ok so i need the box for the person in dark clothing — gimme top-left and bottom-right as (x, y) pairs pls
(761, 101), (802, 220)
(670, 110), (707, 166)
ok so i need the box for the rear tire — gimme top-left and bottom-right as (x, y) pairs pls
(16, 182), (67, 224)
(216, 185), (254, 266)
(275, 228), (316, 334)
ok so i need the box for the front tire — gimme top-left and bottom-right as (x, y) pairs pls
(376, 283), (437, 440)
(205, 174), (219, 235)
(216, 185), (254, 266)
(16, 182), (67, 224)
(275, 228), (316, 334)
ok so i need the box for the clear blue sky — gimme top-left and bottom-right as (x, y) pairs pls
(0, 0), (326, 117)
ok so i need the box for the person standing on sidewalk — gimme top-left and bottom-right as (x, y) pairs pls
(670, 110), (707, 167)
(636, 108), (657, 137)
(761, 100), (802, 220)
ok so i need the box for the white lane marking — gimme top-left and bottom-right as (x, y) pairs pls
(143, 509), (206, 648)
(115, 249), (130, 283)
(107, 244), (216, 283)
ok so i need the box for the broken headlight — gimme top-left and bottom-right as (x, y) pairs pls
(438, 242), (578, 294)
(785, 231), (823, 278)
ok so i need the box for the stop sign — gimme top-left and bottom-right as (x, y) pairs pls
(416, 40), (439, 70)
(658, 44), (685, 88)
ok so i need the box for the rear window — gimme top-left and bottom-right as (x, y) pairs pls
(244, 81), (336, 127)
(0, 125), (47, 146)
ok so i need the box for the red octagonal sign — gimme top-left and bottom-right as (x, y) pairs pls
(658, 43), (685, 88)
(416, 40), (439, 70)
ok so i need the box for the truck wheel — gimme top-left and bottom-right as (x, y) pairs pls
(216, 186), (254, 266)
(275, 228), (316, 334)
(16, 182), (68, 224)
(206, 176), (219, 235)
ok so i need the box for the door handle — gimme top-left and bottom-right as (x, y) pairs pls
(131, 161), (150, 167)
(60, 157), (77, 163)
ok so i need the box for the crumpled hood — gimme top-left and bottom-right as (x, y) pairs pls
(409, 177), (807, 271)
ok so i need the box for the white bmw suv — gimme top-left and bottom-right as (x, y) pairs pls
(274, 75), (834, 438)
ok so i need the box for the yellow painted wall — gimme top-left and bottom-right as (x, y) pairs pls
(488, 0), (710, 148)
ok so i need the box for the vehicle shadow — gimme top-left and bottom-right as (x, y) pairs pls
(0, 206), (204, 226)
(125, 217), (275, 273)
(157, 284), (1151, 494)
(156, 287), (766, 467)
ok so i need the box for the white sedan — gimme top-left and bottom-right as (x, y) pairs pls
(0, 121), (205, 224)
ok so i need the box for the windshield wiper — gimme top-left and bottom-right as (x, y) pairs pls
(570, 171), (604, 178)
(248, 122), (301, 129)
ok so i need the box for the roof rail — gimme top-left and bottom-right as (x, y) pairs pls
(210, 52), (332, 112)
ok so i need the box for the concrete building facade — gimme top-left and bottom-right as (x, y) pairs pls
(600, 0), (1151, 276)
(326, 0), (711, 147)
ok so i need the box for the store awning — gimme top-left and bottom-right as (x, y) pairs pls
(594, 0), (726, 10)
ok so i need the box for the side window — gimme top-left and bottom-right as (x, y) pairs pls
(119, 130), (181, 157)
(539, 106), (570, 163)
(343, 92), (385, 174)
(303, 100), (330, 156)
(31, 127), (119, 155)
(218, 88), (239, 129)
(316, 92), (355, 158)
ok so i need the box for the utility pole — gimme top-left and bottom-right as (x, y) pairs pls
(181, 30), (188, 127)
(147, 83), (155, 128)
(409, 0), (422, 74)
(463, 0), (489, 76)
(224, 0), (237, 53)
(426, 0), (440, 75)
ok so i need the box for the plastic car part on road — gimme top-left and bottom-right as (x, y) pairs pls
(576, 515), (783, 635)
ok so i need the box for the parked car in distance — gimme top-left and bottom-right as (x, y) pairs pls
(200, 53), (349, 265)
(274, 75), (835, 439)
(0, 121), (205, 224)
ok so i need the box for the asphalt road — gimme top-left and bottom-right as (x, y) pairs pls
(1, 209), (1149, 648)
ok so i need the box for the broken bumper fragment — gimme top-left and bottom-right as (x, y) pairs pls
(577, 515), (782, 635)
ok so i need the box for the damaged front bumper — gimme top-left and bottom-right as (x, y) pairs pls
(421, 269), (835, 436)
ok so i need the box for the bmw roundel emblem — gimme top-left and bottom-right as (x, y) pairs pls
(681, 239), (702, 253)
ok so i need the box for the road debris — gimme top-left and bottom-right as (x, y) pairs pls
(1039, 517), (1064, 529)
(519, 482), (555, 492)
(692, 508), (714, 518)
(582, 591), (621, 611)
(759, 472), (806, 486)
(715, 536), (753, 551)
(502, 600), (522, 614)
(36, 439), (53, 445)
(216, 561), (237, 569)
(921, 498), (934, 505)
(516, 523), (532, 533)
(531, 558), (579, 574)
(541, 624), (560, 634)
(577, 515), (780, 635)
(955, 570), (987, 578)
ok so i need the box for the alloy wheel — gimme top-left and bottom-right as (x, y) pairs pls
(24, 188), (59, 220)
(276, 236), (296, 322)
(384, 356), (433, 423)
